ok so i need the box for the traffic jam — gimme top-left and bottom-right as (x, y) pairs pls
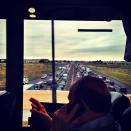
(23, 62), (127, 94)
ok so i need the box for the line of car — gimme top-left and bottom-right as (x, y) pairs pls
(97, 75), (127, 94)
(23, 63), (127, 94)
(23, 64), (70, 91)
(74, 64), (127, 94)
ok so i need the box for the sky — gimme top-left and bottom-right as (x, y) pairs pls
(0, 19), (6, 59)
(0, 19), (126, 61)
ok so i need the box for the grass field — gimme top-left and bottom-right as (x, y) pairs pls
(0, 63), (52, 90)
(0, 63), (130, 90)
(24, 63), (52, 80)
(88, 65), (131, 86)
(0, 64), (6, 90)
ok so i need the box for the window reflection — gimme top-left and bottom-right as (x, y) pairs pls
(0, 19), (6, 91)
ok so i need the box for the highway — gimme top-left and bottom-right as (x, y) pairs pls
(23, 61), (131, 94)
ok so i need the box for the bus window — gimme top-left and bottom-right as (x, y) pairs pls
(23, 20), (131, 127)
(55, 20), (130, 102)
(0, 19), (6, 91)
(23, 20), (52, 126)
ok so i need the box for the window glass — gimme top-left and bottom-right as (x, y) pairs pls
(23, 20), (131, 127)
(0, 19), (6, 91)
(23, 20), (52, 126)
(55, 20), (130, 101)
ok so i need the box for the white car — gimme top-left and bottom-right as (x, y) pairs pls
(63, 73), (68, 77)
(23, 84), (34, 91)
(23, 77), (29, 84)
(97, 75), (103, 79)
(105, 79), (111, 84)
(41, 74), (47, 79)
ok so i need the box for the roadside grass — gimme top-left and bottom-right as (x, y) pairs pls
(0, 64), (6, 90)
(88, 65), (131, 86)
(0, 81), (5, 90)
(0, 63), (52, 90)
(1, 63), (131, 89)
(24, 63), (52, 80)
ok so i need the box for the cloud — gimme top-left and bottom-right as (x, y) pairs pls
(0, 43), (6, 58)
(0, 20), (126, 60)
(0, 20), (6, 58)
(54, 20), (126, 60)
(68, 44), (124, 54)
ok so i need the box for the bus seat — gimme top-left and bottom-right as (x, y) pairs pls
(110, 92), (130, 122)
(119, 106), (131, 131)
(0, 91), (16, 129)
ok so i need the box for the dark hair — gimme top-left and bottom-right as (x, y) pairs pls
(71, 76), (111, 113)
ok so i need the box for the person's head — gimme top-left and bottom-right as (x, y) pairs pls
(68, 76), (111, 114)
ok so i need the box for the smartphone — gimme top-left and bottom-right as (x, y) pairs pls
(41, 102), (64, 117)
(28, 102), (64, 127)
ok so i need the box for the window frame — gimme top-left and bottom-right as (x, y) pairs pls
(6, 18), (129, 130)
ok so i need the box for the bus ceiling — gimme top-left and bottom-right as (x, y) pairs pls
(0, 0), (130, 20)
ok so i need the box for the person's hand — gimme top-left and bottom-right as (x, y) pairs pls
(52, 101), (93, 131)
(52, 104), (79, 131)
(29, 97), (52, 131)
(67, 100), (97, 128)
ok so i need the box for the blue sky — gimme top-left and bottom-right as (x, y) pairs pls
(0, 20), (126, 61)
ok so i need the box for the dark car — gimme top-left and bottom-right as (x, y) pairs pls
(119, 87), (127, 94)
(102, 76), (106, 81)
(110, 81), (115, 86)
